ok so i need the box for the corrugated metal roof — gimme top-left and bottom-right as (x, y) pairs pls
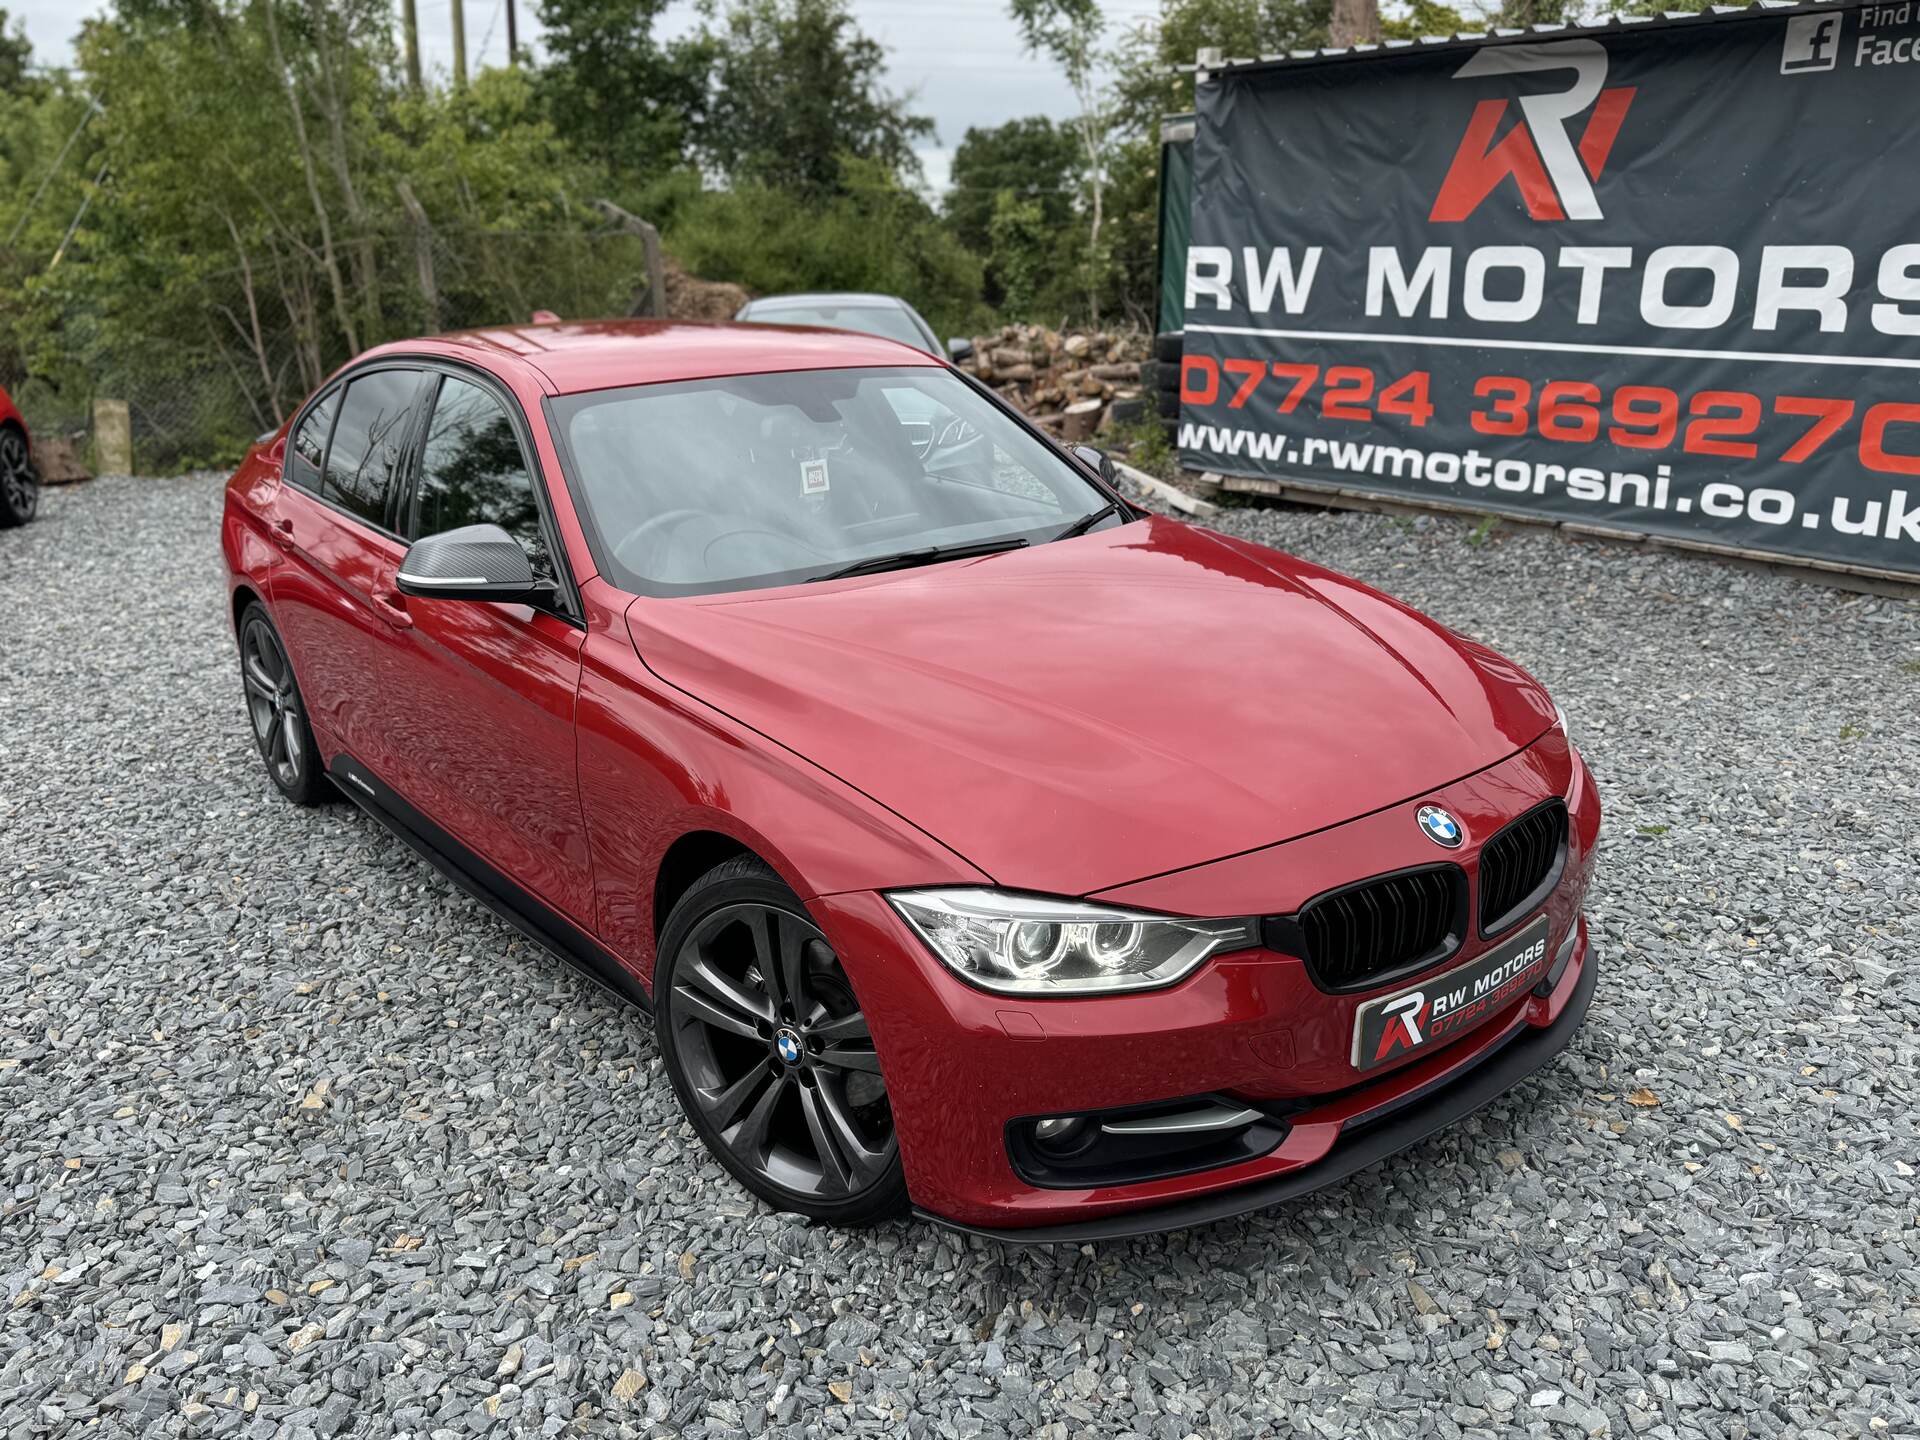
(1186, 0), (1851, 77)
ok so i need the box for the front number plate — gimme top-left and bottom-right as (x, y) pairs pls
(1351, 916), (1553, 1072)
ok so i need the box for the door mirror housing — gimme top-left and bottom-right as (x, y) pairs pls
(1072, 444), (1119, 488)
(947, 336), (975, 363)
(396, 523), (541, 604)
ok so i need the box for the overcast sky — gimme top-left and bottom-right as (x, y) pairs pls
(9, 0), (1169, 193)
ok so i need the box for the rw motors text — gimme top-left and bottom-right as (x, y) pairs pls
(1187, 244), (1920, 336)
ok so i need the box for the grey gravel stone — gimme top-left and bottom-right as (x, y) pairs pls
(3, 473), (1917, 1440)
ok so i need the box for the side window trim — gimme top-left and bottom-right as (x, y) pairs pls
(391, 372), (443, 541)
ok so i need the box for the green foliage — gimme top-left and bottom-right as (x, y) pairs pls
(945, 117), (1077, 255)
(0, 7), (33, 94)
(663, 157), (986, 336)
(986, 190), (1053, 319)
(536, 0), (711, 181)
(1111, 0), (1332, 136)
(698, 0), (932, 195)
(1384, 0), (1470, 36)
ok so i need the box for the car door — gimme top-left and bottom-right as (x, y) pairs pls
(268, 366), (430, 780)
(378, 369), (597, 927)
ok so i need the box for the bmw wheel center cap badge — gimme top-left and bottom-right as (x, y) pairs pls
(1417, 805), (1463, 848)
(774, 1028), (803, 1065)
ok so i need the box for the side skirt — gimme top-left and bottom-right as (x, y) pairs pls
(327, 753), (652, 1014)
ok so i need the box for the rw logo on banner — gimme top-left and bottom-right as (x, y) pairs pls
(1429, 42), (1637, 223)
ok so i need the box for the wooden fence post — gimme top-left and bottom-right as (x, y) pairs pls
(591, 199), (668, 319)
(94, 399), (132, 475)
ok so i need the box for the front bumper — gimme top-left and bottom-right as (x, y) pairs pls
(926, 932), (1596, 1242)
(809, 734), (1600, 1237)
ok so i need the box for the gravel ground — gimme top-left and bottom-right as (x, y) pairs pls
(4, 472), (1919, 1440)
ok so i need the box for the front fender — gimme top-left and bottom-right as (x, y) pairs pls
(574, 582), (988, 985)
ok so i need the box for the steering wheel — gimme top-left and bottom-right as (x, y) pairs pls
(611, 509), (707, 563)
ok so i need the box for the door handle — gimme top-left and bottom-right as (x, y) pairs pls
(270, 517), (294, 549)
(373, 586), (414, 630)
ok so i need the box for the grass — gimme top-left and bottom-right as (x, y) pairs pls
(1106, 415), (1176, 480)
(1465, 514), (1501, 547)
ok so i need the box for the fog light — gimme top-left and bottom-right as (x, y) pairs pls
(1031, 1115), (1089, 1152)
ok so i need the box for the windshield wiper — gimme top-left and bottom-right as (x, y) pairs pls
(808, 536), (1030, 583)
(1050, 501), (1122, 543)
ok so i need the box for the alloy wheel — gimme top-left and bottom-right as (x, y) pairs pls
(0, 428), (36, 525)
(240, 614), (308, 790)
(668, 901), (896, 1201)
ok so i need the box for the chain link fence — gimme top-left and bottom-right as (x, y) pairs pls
(16, 225), (657, 474)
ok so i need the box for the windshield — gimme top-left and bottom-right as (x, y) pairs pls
(554, 366), (1112, 597)
(747, 304), (929, 350)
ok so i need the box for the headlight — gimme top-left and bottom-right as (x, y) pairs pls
(887, 888), (1259, 995)
(1554, 702), (1575, 749)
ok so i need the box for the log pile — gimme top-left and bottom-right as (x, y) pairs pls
(954, 324), (1149, 442)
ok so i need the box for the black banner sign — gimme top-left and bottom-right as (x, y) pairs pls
(1180, 4), (1920, 577)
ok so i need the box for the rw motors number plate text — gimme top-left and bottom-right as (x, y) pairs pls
(1352, 916), (1552, 1071)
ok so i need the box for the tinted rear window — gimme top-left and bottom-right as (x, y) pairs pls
(324, 370), (423, 531)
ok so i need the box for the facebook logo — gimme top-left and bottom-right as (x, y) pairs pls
(1781, 12), (1842, 72)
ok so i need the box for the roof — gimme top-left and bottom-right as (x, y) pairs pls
(740, 293), (912, 311)
(374, 318), (941, 395)
(1189, 0), (1849, 78)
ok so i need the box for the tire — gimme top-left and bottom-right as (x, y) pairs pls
(655, 856), (907, 1225)
(0, 425), (38, 528)
(1157, 387), (1183, 420)
(1109, 395), (1148, 426)
(1138, 360), (1182, 394)
(236, 602), (329, 806)
(1153, 330), (1184, 364)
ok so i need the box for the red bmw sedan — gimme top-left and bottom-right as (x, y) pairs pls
(221, 320), (1599, 1241)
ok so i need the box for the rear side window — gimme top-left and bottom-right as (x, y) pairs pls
(324, 369), (423, 531)
(413, 376), (550, 575)
(289, 389), (337, 494)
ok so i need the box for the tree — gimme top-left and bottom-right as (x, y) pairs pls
(987, 191), (1056, 320)
(1109, 0), (1331, 141)
(1329, 0), (1377, 46)
(697, 0), (932, 195)
(1008, 0), (1111, 321)
(536, 0), (709, 181)
(945, 117), (1077, 256)
(0, 7), (33, 94)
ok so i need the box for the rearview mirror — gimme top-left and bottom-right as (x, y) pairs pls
(1072, 444), (1119, 488)
(396, 523), (541, 603)
(947, 337), (974, 363)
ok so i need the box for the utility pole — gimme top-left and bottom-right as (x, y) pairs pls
(400, 0), (422, 91)
(505, 0), (518, 63)
(450, 0), (468, 89)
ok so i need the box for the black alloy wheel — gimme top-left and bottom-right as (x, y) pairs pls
(0, 426), (37, 528)
(656, 857), (906, 1224)
(238, 604), (328, 806)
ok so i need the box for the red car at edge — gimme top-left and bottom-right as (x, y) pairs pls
(221, 320), (1600, 1241)
(1, 384), (37, 528)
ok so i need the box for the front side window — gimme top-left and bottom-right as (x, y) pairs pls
(324, 369), (422, 530)
(554, 365), (1111, 597)
(289, 388), (338, 493)
(413, 376), (550, 576)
